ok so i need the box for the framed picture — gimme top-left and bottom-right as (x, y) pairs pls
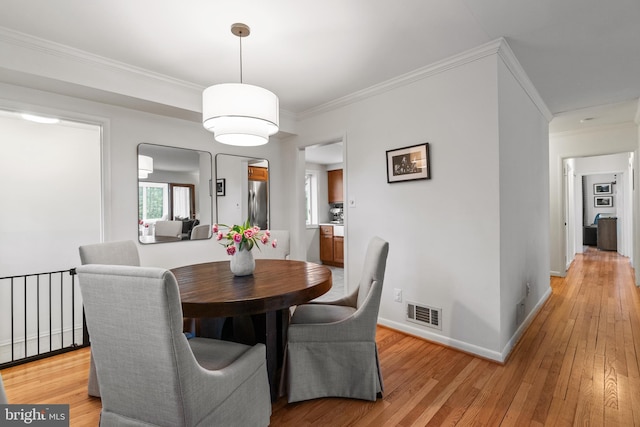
(386, 143), (430, 183)
(593, 183), (612, 194)
(216, 178), (225, 196)
(594, 196), (613, 207)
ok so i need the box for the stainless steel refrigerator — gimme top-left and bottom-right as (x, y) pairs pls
(248, 180), (269, 229)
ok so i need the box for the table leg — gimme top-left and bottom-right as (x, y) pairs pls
(277, 308), (290, 365)
(253, 311), (278, 401)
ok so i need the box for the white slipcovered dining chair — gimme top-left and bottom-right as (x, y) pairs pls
(0, 373), (8, 404)
(285, 236), (389, 402)
(155, 220), (183, 238)
(76, 264), (271, 426)
(79, 240), (140, 397)
(190, 223), (210, 240)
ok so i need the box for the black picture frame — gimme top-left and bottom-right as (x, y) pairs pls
(594, 196), (613, 207)
(593, 183), (612, 194)
(216, 178), (225, 196)
(386, 143), (430, 183)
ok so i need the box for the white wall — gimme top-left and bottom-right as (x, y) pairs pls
(304, 162), (328, 264)
(0, 115), (101, 276)
(305, 162), (330, 224)
(497, 59), (550, 354)
(216, 155), (248, 227)
(549, 124), (638, 276)
(289, 45), (549, 360)
(582, 173), (617, 223)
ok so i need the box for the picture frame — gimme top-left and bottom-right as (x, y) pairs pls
(216, 178), (225, 196)
(594, 196), (613, 207)
(386, 143), (430, 183)
(593, 183), (612, 194)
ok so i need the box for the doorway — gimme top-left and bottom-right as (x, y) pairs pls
(564, 152), (634, 268)
(302, 139), (346, 293)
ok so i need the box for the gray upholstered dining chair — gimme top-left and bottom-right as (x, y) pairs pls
(76, 264), (271, 426)
(190, 223), (211, 240)
(0, 373), (8, 404)
(285, 236), (389, 403)
(79, 240), (140, 397)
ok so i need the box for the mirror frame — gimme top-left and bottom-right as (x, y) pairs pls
(138, 143), (213, 244)
(215, 153), (270, 229)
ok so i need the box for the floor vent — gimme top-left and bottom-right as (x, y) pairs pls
(407, 302), (442, 330)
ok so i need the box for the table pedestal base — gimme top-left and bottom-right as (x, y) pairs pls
(197, 309), (290, 401)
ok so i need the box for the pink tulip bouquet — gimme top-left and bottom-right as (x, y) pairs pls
(214, 219), (277, 256)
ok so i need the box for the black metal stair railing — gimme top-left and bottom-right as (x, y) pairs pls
(0, 268), (89, 369)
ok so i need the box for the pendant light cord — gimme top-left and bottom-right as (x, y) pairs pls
(239, 33), (243, 84)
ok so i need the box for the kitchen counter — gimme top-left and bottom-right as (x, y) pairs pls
(319, 223), (344, 236)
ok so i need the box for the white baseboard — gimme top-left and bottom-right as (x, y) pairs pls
(499, 287), (552, 361)
(377, 318), (504, 362)
(378, 287), (553, 364)
(0, 325), (85, 364)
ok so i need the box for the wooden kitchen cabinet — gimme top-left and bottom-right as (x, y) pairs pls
(320, 235), (334, 263)
(320, 225), (334, 263)
(328, 169), (343, 203)
(320, 225), (343, 267)
(248, 166), (268, 181)
(333, 236), (344, 264)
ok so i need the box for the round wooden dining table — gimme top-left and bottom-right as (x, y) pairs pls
(171, 259), (332, 400)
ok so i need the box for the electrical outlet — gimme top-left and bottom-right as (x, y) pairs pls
(393, 288), (402, 302)
(526, 282), (531, 297)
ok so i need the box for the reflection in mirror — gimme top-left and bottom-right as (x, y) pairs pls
(138, 143), (213, 244)
(215, 154), (269, 229)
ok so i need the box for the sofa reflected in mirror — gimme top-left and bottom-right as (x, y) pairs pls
(138, 143), (213, 244)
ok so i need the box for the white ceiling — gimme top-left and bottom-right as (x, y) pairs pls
(305, 142), (344, 165)
(0, 0), (639, 131)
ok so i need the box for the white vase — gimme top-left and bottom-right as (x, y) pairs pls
(230, 247), (255, 276)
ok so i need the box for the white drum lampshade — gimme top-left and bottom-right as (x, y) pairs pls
(202, 83), (279, 146)
(138, 155), (153, 179)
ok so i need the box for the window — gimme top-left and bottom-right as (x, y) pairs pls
(305, 171), (318, 226)
(139, 182), (169, 222)
(171, 184), (195, 219)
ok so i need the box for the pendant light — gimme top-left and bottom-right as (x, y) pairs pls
(202, 23), (279, 146)
(138, 155), (153, 179)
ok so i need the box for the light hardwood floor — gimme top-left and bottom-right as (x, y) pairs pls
(2, 247), (640, 426)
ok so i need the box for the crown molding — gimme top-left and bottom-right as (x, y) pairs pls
(298, 39), (503, 120)
(298, 38), (553, 123)
(0, 26), (201, 90)
(0, 26), (301, 128)
(496, 38), (553, 122)
(0, 27), (554, 127)
(0, 26), (204, 114)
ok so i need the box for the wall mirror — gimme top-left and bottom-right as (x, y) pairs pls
(215, 154), (269, 230)
(138, 143), (213, 244)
